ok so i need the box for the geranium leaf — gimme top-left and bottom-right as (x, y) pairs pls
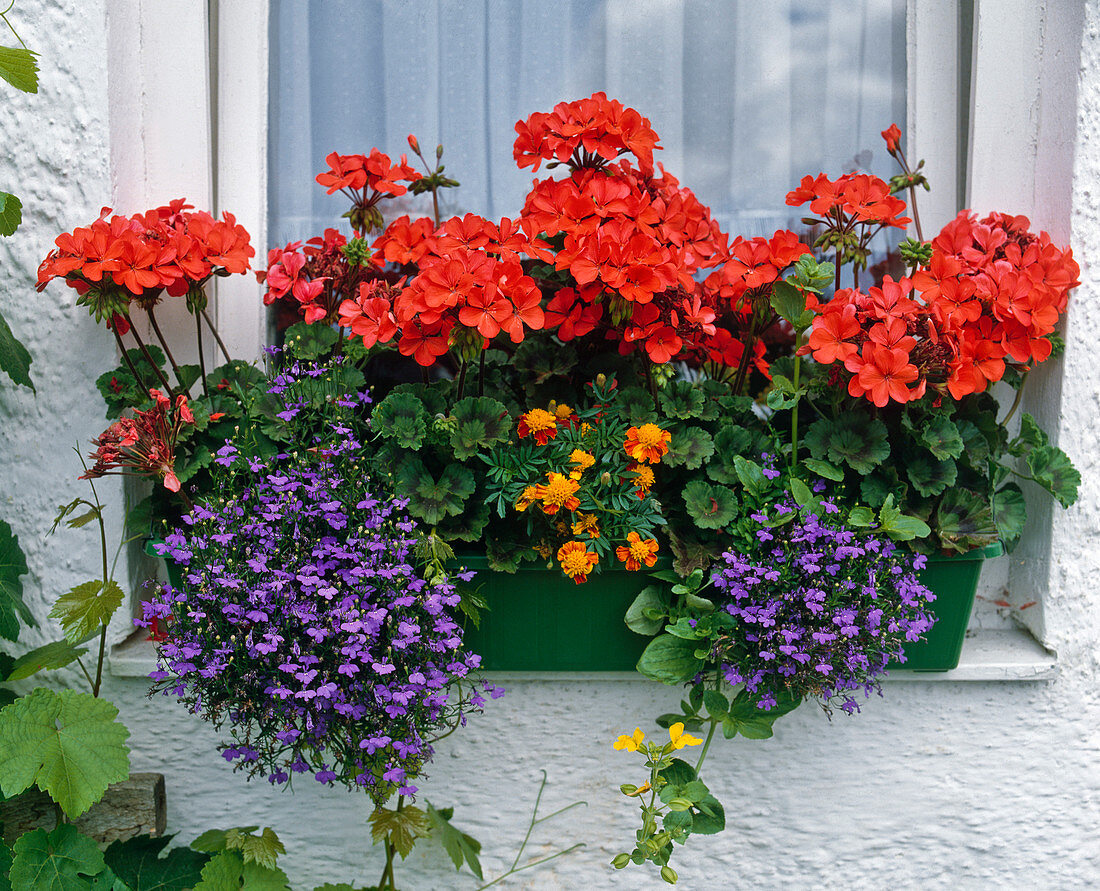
(906, 453), (957, 497)
(993, 483), (1027, 552)
(682, 480), (737, 530)
(1009, 413), (1048, 457)
(282, 321), (339, 360)
(0, 519), (32, 640)
(665, 426), (714, 470)
(373, 392), (428, 449)
(0, 46), (38, 93)
(859, 467), (905, 508)
(10, 825), (105, 891)
(636, 634), (704, 684)
(614, 386), (658, 424)
(935, 488), (998, 553)
(1026, 444), (1080, 508)
(48, 580), (125, 643)
(0, 687), (130, 818)
(955, 419), (990, 465)
(0, 305), (33, 388)
(449, 396), (509, 459)
(6, 639), (88, 680)
(920, 415), (964, 460)
(103, 834), (210, 891)
(427, 801), (483, 879)
(0, 190), (22, 237)
(658, 382), (706, 419)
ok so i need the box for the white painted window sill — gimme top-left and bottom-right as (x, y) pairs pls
(110, 628), (1056, 683)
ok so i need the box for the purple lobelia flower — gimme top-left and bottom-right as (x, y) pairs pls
(710, 487), (936, 715)
(139, 359), (498, 804)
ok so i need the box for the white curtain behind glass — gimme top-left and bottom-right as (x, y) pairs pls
(268, 0), (906, 248)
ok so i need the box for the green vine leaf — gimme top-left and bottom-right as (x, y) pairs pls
(49, 580), (125, 643)
(0, 45), (39, 94)
(0, 518), (33, 641)
(427, 802), (483, 880)
(225, 827), (285, 870)
(369, 804), (430, 860)
(0, 688), (130, 818)
(9, 825), (105, 891)
(6, 639), (88, 681)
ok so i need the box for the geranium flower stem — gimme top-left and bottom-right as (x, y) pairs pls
(126, 324), (174, 393)
(999, 371), (1029, 427)
(146, 305), (186, 393)
(456, 359), (468, 400)
(200, 306), (233, 363)
(478, 349), (486, 397)
(791, 333), (803, 470)
(195, 314), (210, 397)
(111, 326), (145, 386)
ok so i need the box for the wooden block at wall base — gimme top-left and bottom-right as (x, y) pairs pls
(0, 773), (166, 847)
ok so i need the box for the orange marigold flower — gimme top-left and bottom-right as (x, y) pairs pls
(629, 463), (656, 499)
(536, 472), (581, 515)
(517, 408), (558, 445)
(615, 532), (659, 571)
(624, 423), (671, 464)
(569, 449), (596, 473)
(572, 513), (601, 539)
(514, 484), (539, 513)
(557, 540), (599, 584)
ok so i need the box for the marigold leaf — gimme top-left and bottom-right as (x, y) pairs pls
(10, 825), (105, 891)
(0, 688), (130, 818)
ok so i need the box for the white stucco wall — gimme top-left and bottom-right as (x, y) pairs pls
(1, 2), (1099, 889)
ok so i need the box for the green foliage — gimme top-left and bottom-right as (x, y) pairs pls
(919, 415), (964, 460)
(664, 427), (714, 470)
(0, 687), (130, 818)
(0, 518), (32, 641)
(682, 481), (737, 530)
(226, 828), (285, 871)
(905, 453), (957, 497)
(0, 306), (32, 389)
(803, 415), (890, 475)
(282, 321), (339, 361)
(658, 382), (706, 420)
(1027, 444), (1080, 508)
(372, 392), (428, 449)
(49, 580), (125, 643)
(448, 396), (509, 459)
(102, 834), (210, 891)
(720, 688), (802, 740)
(624, 585), (666, 636)
(194, 851), (289, 890)
(635, 634), (704, 684)
(993, 484), (1027, 552)
(6, 638), (88, 681)
(0, 191), (20, 236)
(396, 459), (475, 525)
(95, 349), (165, 418)
(935, 488), (998, 553)
(0, 45), (38, 93)
(426, 802), (483, 880)
(10, 825), (104, 889)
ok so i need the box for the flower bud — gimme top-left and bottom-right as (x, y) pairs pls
(661, 865), (678, 884)
(611, 853), (631, 869)
(407, 134), (420, 153)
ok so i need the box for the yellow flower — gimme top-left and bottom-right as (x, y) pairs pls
(572, 513), (601, 539)
(537, 472), (581, 514)
(624, 423), (671, 464)
(668, 722), (702, 750)
(613, 727), (646, 751)
(557, 540), (599, 583)
(517, 408), (558, 444)
(615, 531), (659, 571)
(569, 448), (596, 473)
(628, 463), (655, 499)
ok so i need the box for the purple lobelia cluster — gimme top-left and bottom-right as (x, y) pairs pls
(711, 488), (936, 715)
(139, 360), (496, 804)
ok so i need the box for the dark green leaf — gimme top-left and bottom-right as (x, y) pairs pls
(993, 483), (1027, 551)
(770, 280), (806, 326)
(801, 458), (843, 482)
(702, 690), (728, 718)
(878, 496), (931, 542)
(636, 634), (704, 684)
(282, 321), (339, 360)
(665, 427), (714, 470)
(190, 828), (259, 854)
(935, 488), (998, 553)
(906, 453), (957, 497)
(0, 519), (32, 640)
(0, 305), (33, 388)
(732, 457), (766, 498)
(0, 191), (22, 237)
(804, 415), (889, 475)
(103, 834), (210, 891)
(682, 481), (737, 530)
(1009, 413), (1048, 457)
(449, 397), (509, 459)
(0, 46), (39, 93)
(373, 392), (428, 449)
(10, 825), (105, 890)
(919, 415), (964, 460)
(658, 382), (706, 420)
(690, 794), (726, 835)
(860, 467), (906, 509)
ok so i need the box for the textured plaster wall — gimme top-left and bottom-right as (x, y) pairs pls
(1, 2), (1099, 889)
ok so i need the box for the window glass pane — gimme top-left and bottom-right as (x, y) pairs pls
(268, 0), (906, 247)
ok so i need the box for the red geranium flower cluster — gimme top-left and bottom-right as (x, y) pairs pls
(37, 199), (254, 329)
(82, 388), (194, 492)
(338, 213), (545, 365)
(316, 149), (420, 200)
(806, 212), (1078, 406)
(786, 172), (911, 230)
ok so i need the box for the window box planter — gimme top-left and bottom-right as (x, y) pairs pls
(148, 541), (1003, 674)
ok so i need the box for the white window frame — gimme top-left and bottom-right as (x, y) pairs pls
(107, 0), (1078, 678)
